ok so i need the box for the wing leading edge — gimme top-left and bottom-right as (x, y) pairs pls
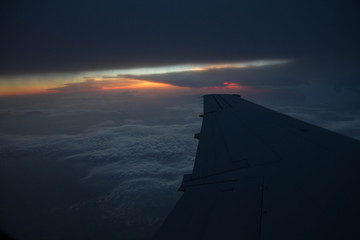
(153, 94), (360, 240)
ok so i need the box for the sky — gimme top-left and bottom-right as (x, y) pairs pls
(1, 0), (360, 239)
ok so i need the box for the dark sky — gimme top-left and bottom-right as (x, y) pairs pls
(1, 0), (359, 75)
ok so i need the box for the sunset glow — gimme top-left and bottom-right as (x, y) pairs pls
(0, 83), (59, 97)
(0, 88), (50, 97)
(100, 79), (173, 90)
(0, 59), (291, 97)
(222, 82), (243, 88)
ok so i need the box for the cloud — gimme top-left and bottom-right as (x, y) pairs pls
(43, 60), (294, 94)
(48, 79), (103, 92)
(113, 59), (360, 91)
(93, 59), (360, 119)
(275, 106), (360, 140)
(116, 62), (302, 88)
(47, 78), (141, 93)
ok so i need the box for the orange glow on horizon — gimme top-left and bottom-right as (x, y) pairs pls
(0, 78), (178, 97)
(0, 84), (54, 97)
(0, 78), (243, 97)
(0, 89), (50, 97)
(100, 79), (173, 90)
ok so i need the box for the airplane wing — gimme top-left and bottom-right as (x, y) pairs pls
(153, 94), (360, 240)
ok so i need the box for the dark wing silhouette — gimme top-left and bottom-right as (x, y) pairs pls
(153, 94), (360, 240)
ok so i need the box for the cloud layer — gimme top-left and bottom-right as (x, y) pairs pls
(0, 122), (199, 240)
(0, 92), (202, 240)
